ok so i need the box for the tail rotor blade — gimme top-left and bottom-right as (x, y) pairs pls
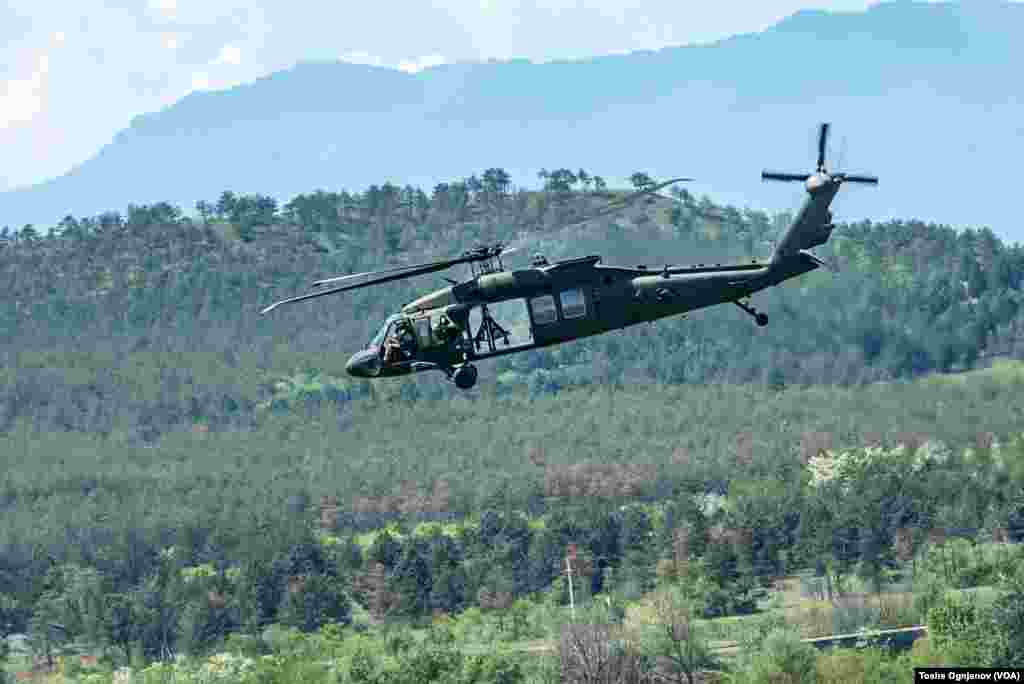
(816, 122), (830, 172)
(840, 174), (879, 185)
(762, 172), (810, 183)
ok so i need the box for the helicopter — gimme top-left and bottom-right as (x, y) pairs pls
(261, 123), (877, 390)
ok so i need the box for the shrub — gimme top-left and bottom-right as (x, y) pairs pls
(990, 589), (1024, 666)
(927, 593), (1004, 666)
(815, 648), (913, 684)
(738, 628), (817, 684)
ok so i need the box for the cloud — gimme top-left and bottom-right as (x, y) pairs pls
(339, 51), (386, 68)
(397, 55), (448, 73)
(339, 51), (447, 73)
(148, 0), (177, 21)
(160, 32), (179, 50)
(0, 52), (50, 130)
(213, 44), (242, 66)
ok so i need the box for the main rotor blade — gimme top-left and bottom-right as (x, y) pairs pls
(264, 177), (691, 315)
(762, 172), (811, 183)
(558, 177), (693, 228)
(605, 178), (693, 209)
(261, 258), (463, 315)
(312, 262), (446, 288)
(817, 122), (830, 172)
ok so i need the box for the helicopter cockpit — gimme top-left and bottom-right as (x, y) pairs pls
(345, 314), (410, 378)
(369, 314), (403, 348)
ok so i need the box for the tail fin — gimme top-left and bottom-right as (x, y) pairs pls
(770, 180), (840, 265)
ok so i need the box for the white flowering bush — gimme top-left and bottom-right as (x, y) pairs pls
(911, 440), (951, 469)
(806, 441), (951, 491)
(135, 652), (259, 684)
(696, 492), (728, 518)
(196, 652), (258, 683)
(806, 451), (840, 487)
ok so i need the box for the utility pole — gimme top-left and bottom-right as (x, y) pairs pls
(566, 555), (576, 622)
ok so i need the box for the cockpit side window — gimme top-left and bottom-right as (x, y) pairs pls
(413, 317), (431, 347)
(370, 319), (396, 347)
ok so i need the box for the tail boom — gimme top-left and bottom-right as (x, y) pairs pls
(770, 177), (841, 265)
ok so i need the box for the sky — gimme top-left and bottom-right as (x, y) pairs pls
(1, 1), (914, 191)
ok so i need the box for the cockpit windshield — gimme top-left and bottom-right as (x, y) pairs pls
(369, 314), (402, 348)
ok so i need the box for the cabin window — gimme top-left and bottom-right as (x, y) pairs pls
(560, 288), (587, 319)
(530, 295), (557, 325)
(413, 317), (431, 346)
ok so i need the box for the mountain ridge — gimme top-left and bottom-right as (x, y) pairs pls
(3, 0), (1023, 241)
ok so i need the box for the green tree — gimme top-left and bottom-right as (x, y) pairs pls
(545, 168), (577, 194)
(277, 574), (351, 633)
(988, 564), (1024, 666)
(577, 169), (592, 193)
(927, 592), (1004, 666)
(482, 168), (511, 197)
(629, 172), (655, 190)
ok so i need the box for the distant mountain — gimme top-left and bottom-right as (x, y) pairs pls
(3, 0), (1023, 241)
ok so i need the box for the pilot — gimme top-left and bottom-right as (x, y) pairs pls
(383, 332), (402, 364)
(396, 319), (417, 358)
(435, 314), (460, 345)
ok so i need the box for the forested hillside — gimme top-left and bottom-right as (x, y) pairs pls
(2, 169), (1023, 438)
(3, 171), (1024, 681)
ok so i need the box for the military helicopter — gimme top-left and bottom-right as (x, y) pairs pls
(262, 123), (877, 389)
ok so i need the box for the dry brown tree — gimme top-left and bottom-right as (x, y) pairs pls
(734, 432), (754, 467)
(893, 527), (914, 562)
(559, 623), (650, 684)
(799, 431), (833, 465)
(353, 562), (400, 621)
(672, 527), (690, 577)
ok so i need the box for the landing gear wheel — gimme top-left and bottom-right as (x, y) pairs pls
(453, 364), (478, 390)
(734, 300), (769, 327)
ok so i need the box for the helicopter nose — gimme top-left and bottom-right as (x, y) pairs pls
(345, 348), (382, 378)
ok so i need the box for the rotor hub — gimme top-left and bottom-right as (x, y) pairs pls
(805, 173), (830, 192)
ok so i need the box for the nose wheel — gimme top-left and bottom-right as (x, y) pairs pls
(452, 363), (478, 390)
(734, 300), (769, 327)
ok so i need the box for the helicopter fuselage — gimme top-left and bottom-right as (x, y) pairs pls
(345, 248), (822, 380)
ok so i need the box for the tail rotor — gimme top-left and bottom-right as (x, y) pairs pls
(761, 122), (878, 187)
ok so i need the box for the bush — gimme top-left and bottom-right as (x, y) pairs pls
(990, 589), (1024, 666)
(815, 648), (913, 684)
(737, 628), (817, 684)
(908, 637), (948, 667)
(926, 593), (1004, 666)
